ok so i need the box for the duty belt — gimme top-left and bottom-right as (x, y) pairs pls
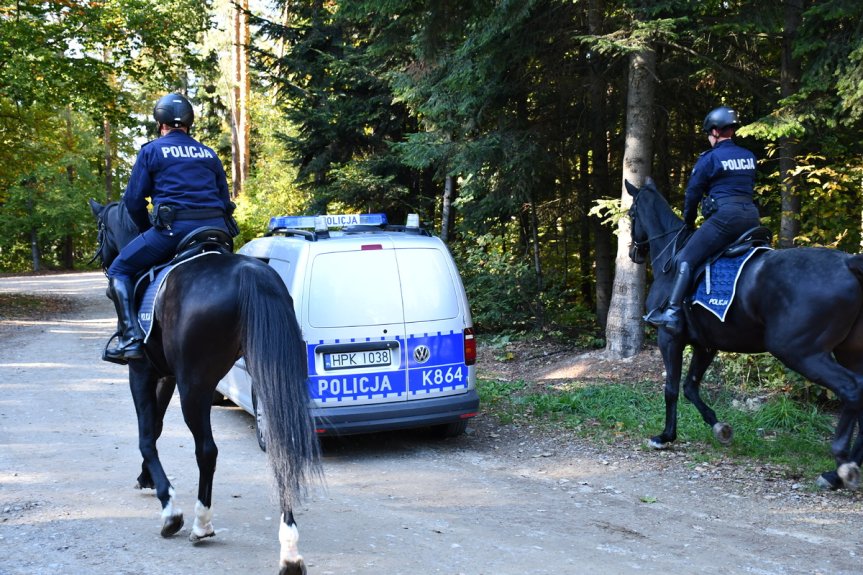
(711, 196), (751, 206)
(173, 208), (226, 220)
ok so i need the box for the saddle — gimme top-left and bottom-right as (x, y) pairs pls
(688, 226), (773, 321)
(710, 226), (772, 262)
(133, 226), (233, 300)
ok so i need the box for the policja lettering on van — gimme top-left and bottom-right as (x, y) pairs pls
(317, 374), (393, 398)
(161, 145), (215, 159)
(720, 157), (755, 171)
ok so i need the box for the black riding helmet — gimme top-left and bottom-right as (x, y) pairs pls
(702, 106), (740, 133)
(153, 93), (194, 129)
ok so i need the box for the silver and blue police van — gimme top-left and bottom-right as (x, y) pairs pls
(217, 213), (478, 449)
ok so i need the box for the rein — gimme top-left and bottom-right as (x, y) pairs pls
(89, 202), (123, 269)
(88, 204), (112, 267)
(650, 226), (688, 273)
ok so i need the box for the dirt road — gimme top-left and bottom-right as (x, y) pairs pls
(1, 272), (862, 575)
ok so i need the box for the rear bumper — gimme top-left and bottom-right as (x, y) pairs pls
(311, 390), (479, 436)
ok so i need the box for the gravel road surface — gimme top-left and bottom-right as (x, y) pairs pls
(1, 272), (862, 574)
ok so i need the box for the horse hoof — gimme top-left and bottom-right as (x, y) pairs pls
(816, 471), (842, 491)
(838, 462), (861, 490)
(135, 472), (155, 490)
(647, 437), (672, 450)
(190, 529), (215, 543)
(279, 559), (307, 575)
(161, 513), (184, 538)
(712, 422), (733, 446)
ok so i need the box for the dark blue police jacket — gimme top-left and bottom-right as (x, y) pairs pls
(123, 129), (231, 232)
(683, 139), (756, 225)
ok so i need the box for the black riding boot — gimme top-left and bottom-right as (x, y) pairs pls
(103, 277), (145, 364)
(648, 262), (691, 336)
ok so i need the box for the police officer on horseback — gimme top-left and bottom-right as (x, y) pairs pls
(103, 93), (234, 363)
(647, 106), (760, 335)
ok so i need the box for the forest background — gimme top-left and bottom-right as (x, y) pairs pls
(2, 0), (862, 360)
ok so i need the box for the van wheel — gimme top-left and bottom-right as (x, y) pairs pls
(431, 419), (468, 438)
(251, 388), (267, 452)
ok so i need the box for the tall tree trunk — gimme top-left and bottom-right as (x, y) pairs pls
(64, 108), (76, 269)
(101, 46), (115, 204)
(26, 180), (40, 272)
(604, 46), (655, 359)
(779, 0), (803, 248)
(578, 150), (593, 307)
(588, 0), (613, 329)
(441, 175), (455, 242)
(522, 199), (544, 329)
(103, 118), (113, 203)
(231, 0), (251, 199)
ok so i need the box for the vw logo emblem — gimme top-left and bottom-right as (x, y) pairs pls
(413, 345), (431, 364)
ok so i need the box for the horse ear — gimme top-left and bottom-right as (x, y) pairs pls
(624, 180), (639, 197)
(88, 198), (104, 218)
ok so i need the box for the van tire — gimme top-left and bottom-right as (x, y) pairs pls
(251, 387), (267, 452)
(432, 419), (468, 438)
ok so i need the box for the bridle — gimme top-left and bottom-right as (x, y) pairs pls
(89, 202), (125, 270)
(628, 191), (688, 273)
(88, 204), (113, 268)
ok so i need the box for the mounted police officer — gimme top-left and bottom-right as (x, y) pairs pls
(647, 106), (760, 335)
(104, 93), (234, 363)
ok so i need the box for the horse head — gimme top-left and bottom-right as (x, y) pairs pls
(89, 199), (139, 270)
(624, 178), (654, 264)
(624, 178), (684, 269)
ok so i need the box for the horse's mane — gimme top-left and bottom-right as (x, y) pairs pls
(642, 183), (683, 232)
(97, 201), (142, 268)
(108, 201), (140, 235)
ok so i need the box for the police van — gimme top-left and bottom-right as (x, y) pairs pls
(217, 213), (478, 448)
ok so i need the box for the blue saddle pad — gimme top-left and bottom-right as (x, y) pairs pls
(137, 252), (219, 342)
(692, 246), (771, 321)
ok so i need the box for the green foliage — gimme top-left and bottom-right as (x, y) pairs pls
(477, 377), (835, 476)
(0, 0), (220, 272)
(233, 95), (310, 243)
(0, 108), (103, 271)
(454, 227), (542, 331)
(707, 352), (836, 406)
(253, 0), (425, 217)
(588, 197), (627, 234)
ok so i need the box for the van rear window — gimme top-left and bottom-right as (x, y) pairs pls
(307, 247), (460, 328)
(395, 248), (460, 323)
(308, 250), (404, 327)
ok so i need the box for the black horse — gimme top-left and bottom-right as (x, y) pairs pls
(90, 199), (320, 575)
(626, 179), (863, 490)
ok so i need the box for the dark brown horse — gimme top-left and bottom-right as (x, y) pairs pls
(91, 199), (320, 574)
(626, 179), (863, 490)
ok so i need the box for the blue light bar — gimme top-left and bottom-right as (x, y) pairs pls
(269, 213), (388, 230)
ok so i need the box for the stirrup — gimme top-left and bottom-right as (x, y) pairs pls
(644, 308), (677, 326)
(102, 332), (144, 365)
(644, 309), (683, 335)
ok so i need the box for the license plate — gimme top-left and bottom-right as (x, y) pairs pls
(323, 348), (392, 371)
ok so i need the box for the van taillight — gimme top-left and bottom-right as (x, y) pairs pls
(464, 327), (476, 365)
(361, 244), (383, 250)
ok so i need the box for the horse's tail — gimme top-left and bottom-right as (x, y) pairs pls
(237, 264), (321, 503)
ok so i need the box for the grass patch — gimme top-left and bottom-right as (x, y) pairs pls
(0, 293), (76, 320)
(478, 377), (837, 480)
